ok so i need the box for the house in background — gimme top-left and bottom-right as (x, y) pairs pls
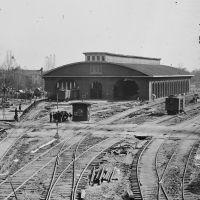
(22, 68), (43, 88)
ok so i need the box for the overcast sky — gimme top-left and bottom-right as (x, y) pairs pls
(0, 0), (199, 71)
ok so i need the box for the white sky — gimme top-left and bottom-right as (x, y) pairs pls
(0, 0), (199, 71)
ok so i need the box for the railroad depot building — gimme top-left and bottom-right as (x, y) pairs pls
(43, 52), (192, 101)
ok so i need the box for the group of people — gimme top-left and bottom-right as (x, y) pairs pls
(192, 94), (198, 104)
(50, 111), (72, 123)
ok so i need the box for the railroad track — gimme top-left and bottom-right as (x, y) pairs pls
(97, 100), (164, 125)
(43, 100), (200, 200)
(155, 139), (179, 200)
(154, 139), (199, 200)
(0, 100), (168, 199)
(46, 137), (122, 200)
(0, 101), (70, 181)
(3, 135), (108, 199)
(60, 138), (155, 200)
(44, 135), (106, 200)
(0, 102), (116, 199)
(0, 127), (34, 164)
(72, 140), (123, 199)
(0, 99), (162, 165)
(182, 141), (200, 200)
(156, 103), (200, 125)
(0, 103), (47, 164)
(0, 133), (84, 199)
(120, 138), (152, 200)
(0, 122), (66, 181)
(44, 134), (86, 200)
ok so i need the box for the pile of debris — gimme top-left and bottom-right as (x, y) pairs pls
(89, 166), (120, 186)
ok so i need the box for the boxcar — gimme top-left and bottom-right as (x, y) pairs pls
(165, 95), (185, 115)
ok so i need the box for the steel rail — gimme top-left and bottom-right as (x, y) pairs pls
(45, 135), (86, 200)
(1, 100), (165, 199)
(159, 146), (177, 200)
(3, 135), (84, 200)
(155, 139), (179, 200)
(47, 137), (115, 200)
(160, 182), (170, 200)
(182, 141), (199, 200)
(136, 138), (154, 200)
(0, 101), (49, 165)
(0, 128), (73, 186)
(0, 127), (34, 164)
(155, 140), (163, 200)
(71, 139), (124, 200)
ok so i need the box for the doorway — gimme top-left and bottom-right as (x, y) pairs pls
(113, 79), (139, 100)
(90, 81), (102, 99)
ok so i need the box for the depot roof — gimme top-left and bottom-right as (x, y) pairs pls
(43, 62), (192, 77)
(118, 63), (191, 77)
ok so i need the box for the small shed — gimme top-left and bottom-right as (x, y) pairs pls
(71, 102), (91, 121)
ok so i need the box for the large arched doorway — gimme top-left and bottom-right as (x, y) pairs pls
(90, 81), (102, 99)
(113, 79), (139, 100)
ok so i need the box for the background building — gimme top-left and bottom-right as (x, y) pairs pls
(22, 68), (43, 88)
(43, 52), (193, 101)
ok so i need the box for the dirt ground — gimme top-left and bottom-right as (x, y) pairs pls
(0, 99), (200, 199)
(0, 98), (32, 121)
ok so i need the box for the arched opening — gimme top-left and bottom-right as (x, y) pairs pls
(56, 80), (80, 100)
(113, 79), (139, 100)
(90, 81), (102, 99)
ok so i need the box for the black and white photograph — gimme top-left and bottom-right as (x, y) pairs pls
(0, 0), (200, 199)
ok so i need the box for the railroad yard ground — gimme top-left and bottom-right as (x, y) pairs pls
(0, 98), (200, 199)
(0, 99), (33, 121)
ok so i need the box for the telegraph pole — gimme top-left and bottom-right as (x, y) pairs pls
(54, 84), (60, 139)
(56, 83), (59, 109)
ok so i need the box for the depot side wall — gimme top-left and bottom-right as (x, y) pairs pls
(44, 77), (149, 100)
